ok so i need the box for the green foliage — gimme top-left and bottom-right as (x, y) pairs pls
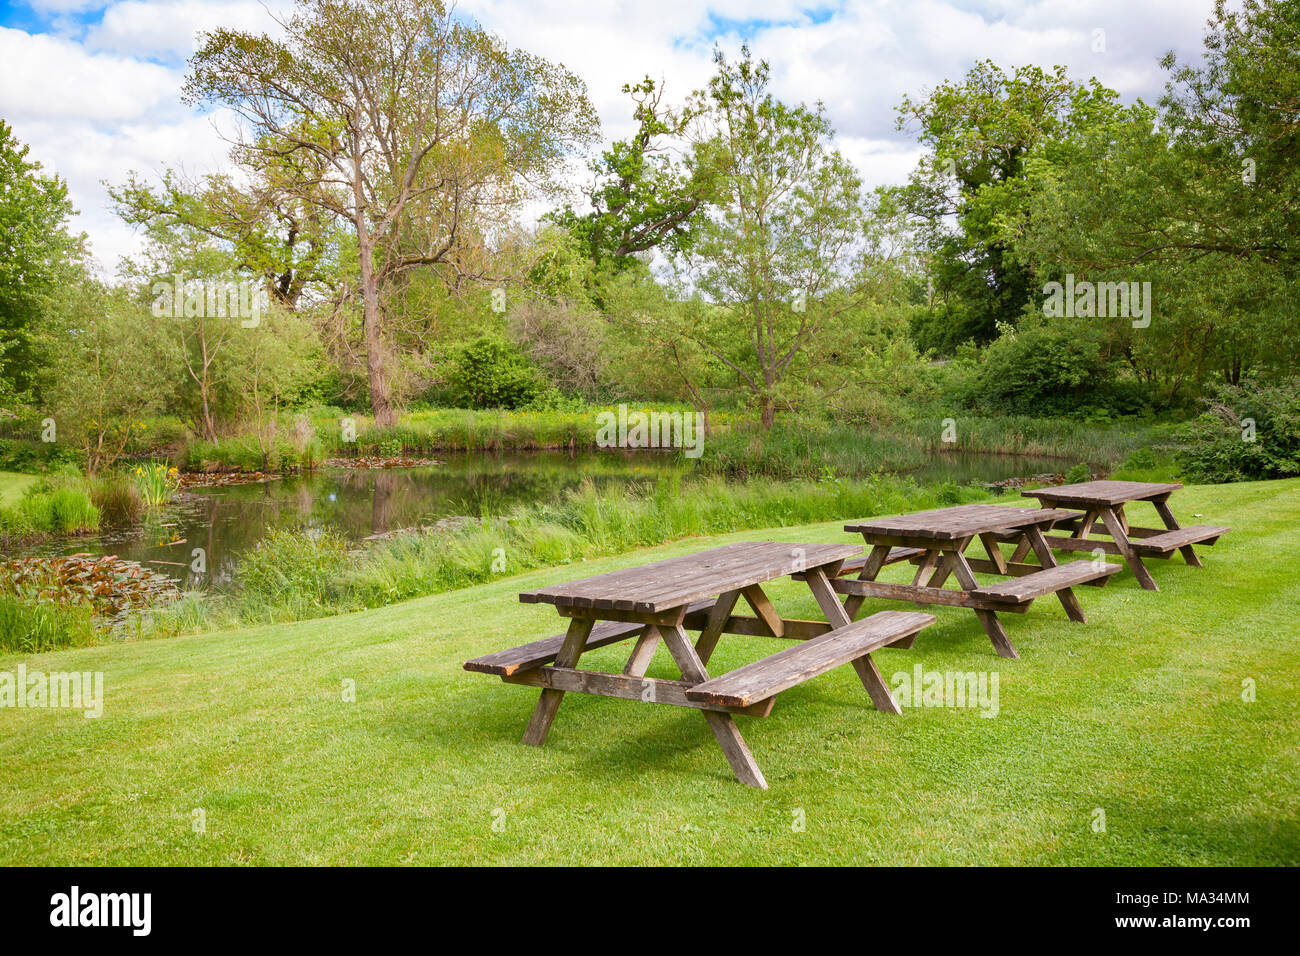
(0, 120), (84, 404)
(0, 482), (101, 541)
(234, 527), (352, 618)
(971, 322), (1124, 416)
(896, 61), (1126, 349)
(1175, 378), (1300, 483)
(0, 595), (95, 653)
(444, 337), (549, 410)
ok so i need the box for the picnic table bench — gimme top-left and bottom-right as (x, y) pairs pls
(1020, 480), (1229, 591)
(822, 504), (1122, 659)
(464, 541), (935, 788)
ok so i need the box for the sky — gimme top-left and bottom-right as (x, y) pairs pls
(0, 0), (1218, 272)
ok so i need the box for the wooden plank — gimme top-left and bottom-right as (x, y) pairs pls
(502, 666), (773, 716)
(1022, 523), (1086, 623)
(681, 611), (835, 641)
(621, 624), (659, 677)
(659, 621), (769, 789)
(1129, 525), (1230, 555)
(694, 589), (741, 665)
(979, 532), (1008, 574)
(520, 541), (860, 613)
(741, 584), (785, 638)
(521, 616), (593, 746)
(830, 576), (1027, 612)
(1098, 504), (1158, 590)
(703, 712), (768, 789)
(1022, 480), (1182, 508)
(845, 504), (1075, 540)
(947, 552), (1018, 659)
(464, 619), (644, 676)
(971, 559), (1121, 604)
(684, 610), (934, 708)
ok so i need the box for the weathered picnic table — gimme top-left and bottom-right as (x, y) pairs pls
(464, 541), (935, 788)
(1020, 480), (1230, 591)
(827, 504), (1123, 659)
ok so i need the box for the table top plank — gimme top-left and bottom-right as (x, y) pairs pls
(519, 541), (862, 613)
(843, 504), (1074, 541)
(1021, 480), (1183, 507)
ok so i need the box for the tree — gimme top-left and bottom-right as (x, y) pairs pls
(549, 77), (715, 269)
(111, 160), (344, 311)
(184, 0), (597, 425)
(675, 46), (870, 427)
(0, 121), (84, 405)
(1013, 0), (1300, 397)
(896, 61), (1126, 350)
(40, 283), (172, 475)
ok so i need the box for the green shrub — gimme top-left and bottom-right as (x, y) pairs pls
(444, 336), (549, 410)
(1174, 378), (1300, 483)
(973, 322), (1121, 416)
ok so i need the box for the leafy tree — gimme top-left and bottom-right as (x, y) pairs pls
(674, 46), (871, 427)
(39, 283), (172, 475)
(1014, 0), (1300, 397)
(896, 61), (1126, 350)
(550, 77), (715, 270)
(185, 0), (597, 426)
(0, 121), (84, 405)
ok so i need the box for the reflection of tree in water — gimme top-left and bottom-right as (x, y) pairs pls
(10, 451), (689, 588)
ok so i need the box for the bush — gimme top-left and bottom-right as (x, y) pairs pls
(1174, 377), (1300, 483)
(972, 322), (1121, 416)
(444, 336), (549, 410)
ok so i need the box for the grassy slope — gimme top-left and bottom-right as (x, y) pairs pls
(0, 472), (36, 507)
(1, 480), (1297, 866)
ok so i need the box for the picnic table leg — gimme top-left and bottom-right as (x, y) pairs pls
(621, 625), (658, 677)
(1152, 495), (1203, 567)
(843, 544), (891, 620)
(694, 589), (740, 666)
(660, 622), (767, 789)
(1023, 525), (1087, 623)
(805, 567), (902, 714)
(521, 616), (594, 746)
(949, 551), (1019, 659)
(1098, 505), (1159, 590)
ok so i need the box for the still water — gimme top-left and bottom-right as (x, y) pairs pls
(9, 449), (1069, 588)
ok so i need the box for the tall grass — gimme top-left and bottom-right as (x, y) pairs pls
(0, 596), (96, 653)
(0, 484), (101, 542)
(171, 473), (988, 630)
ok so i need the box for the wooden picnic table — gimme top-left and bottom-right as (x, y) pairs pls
(1020, 480), (1230, 591)
(829, 503), (1123, 659)
(464, 541), (935, 788)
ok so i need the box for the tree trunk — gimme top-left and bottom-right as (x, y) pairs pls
(760, 395), (775, 428)
(357, 238), (397, 427)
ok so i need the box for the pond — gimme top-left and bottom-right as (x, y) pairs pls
(6, 449), (1070, 589)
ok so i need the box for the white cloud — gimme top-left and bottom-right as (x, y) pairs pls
(0, 0), (1217, 272)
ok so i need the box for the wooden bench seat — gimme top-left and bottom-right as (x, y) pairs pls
(971, 559), (1121, 605)
(832, 548), (925, 576)
(1130, 525), (1230, 555)
(684, 610), (935, 708)
(464, 599), (717, 676)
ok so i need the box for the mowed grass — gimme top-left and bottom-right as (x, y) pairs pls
(1, 480), (1297, 865)
(0, 472), (36, 507)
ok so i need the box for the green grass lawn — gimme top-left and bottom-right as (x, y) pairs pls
(0, 472), (36, 507)
(1, 480), (1297, 865)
